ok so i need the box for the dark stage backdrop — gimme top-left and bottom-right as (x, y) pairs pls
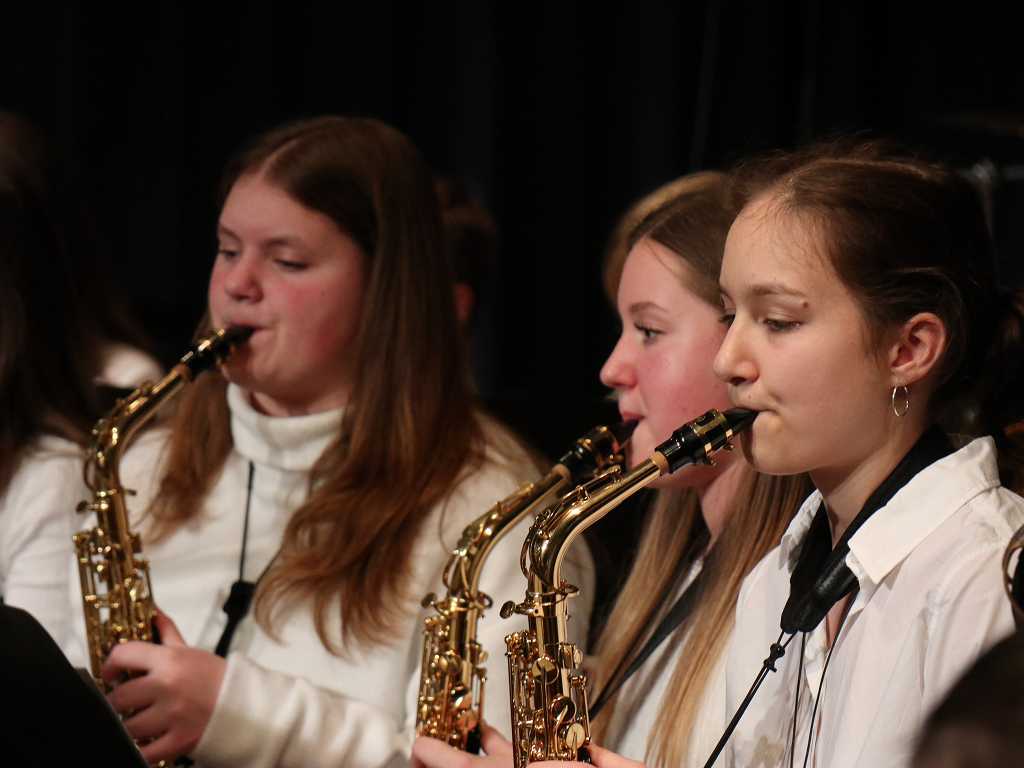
(4, 2), (1024, 634)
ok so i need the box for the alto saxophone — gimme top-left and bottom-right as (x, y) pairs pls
(416, 422), (635, 752)
(73, 326), (251, 683)
(500, 408), (755, 768)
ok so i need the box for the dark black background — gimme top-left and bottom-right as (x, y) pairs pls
(5, 2), (1024, 621)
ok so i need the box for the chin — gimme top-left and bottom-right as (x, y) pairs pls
(743, 437), (806, 477)
(220, 362), (265, 395)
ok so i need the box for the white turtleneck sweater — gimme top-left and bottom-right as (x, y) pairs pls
(65, 384), (594, 768)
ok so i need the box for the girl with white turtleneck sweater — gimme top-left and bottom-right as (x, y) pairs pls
(64, 116), (593, 768)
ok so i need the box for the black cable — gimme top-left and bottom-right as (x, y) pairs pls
(215, 460), (257, 659)
(800, 603), (851, 768)
(238, 460), (254, 581)
(789, 633), (806, 768)
(702, 631), (796, 768)
(590, 562), (704, 719)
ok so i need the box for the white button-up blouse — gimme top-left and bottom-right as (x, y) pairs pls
(723, 437), (1024, 768)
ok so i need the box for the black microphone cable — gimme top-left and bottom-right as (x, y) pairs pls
(795, 598), (852, 768)
(788, 633), (806, 768)
(702, 630), (797, 768)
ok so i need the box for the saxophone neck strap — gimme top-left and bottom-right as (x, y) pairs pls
(215, 460), (278, 658)
(589, 561), (705, 719)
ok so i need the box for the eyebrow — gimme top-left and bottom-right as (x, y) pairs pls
(751, 282), (807, 298)
(719, 282), (808, 300)
(626, 300), (668, 315)
(217, 225), (306, 251)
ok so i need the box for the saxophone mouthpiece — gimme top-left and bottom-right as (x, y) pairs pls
(609, 419), (638, 449)
(658, 407), (756, 473)
(181, 326), (256, 378)
(724, 407), (756, 433)
(222, 325), (255, 345)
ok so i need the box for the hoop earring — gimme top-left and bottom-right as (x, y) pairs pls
(891, 385), (910, 418)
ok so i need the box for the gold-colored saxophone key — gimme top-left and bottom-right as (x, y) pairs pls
(415, 422), (635, 753)
(501, 408), (755, 768)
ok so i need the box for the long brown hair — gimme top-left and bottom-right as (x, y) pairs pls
(731, 139), (1024, 492)
(148, 116), (487, 653)
(590, 173), (810, 767)
(0, 113), (102, 492)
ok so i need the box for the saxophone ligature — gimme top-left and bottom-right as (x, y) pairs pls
(500, 408), (755, 768)
(73, 326), (252, 684)
(416, 421), (635, 752)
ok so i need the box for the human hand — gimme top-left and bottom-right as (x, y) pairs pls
(103, 611), (226, 765)
(527, 744), (645, 768)
(412, 723), (513, 768)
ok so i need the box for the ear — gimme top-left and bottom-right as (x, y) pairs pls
(886, 312), (947, 387)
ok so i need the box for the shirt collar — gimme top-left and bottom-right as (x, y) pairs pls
(779, 490), (823, 569)
(847, 436), (1000, 585)
(227, 383), (344, 472)
(779, 437), (1000, 587)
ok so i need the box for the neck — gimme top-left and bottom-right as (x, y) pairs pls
(813, 419), (928, 545)
(248, 388), (348, 418)
(696, 456), (747, 549)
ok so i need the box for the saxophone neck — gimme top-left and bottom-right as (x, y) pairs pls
(85, 326), (253, 495)
(525, 407), (755, 590)
(527, 457), (666, 591)
(443, 419), (636, 599)
(86, 374), (184, 494)
(443, 468), (569, 598)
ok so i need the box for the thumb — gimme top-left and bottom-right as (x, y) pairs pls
(153, 608), (186, 647)
(588, 745), (645, 768)
(480, 723), (513, 757)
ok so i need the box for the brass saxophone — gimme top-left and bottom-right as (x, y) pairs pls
(73, 326), (251, 683)
(416, 422), (635, 752)
(500, 408), (755, 768)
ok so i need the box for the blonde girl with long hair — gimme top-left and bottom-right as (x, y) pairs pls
(412, 172), (808, 768)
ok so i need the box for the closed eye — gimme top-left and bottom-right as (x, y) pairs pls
(763, 318), (800, 332)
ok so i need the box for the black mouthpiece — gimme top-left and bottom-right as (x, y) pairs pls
(609, 419), (638, 446)
(558, 420), (637, 482)
(181, 326), (254, 377)
(222, 325), (254, 345)
(657, 408), (755, 473)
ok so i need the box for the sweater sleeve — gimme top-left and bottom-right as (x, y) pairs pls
(1, 439), (85, 652)
(193, 653), (413, 768)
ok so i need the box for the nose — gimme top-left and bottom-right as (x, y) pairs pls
(220, 252), (262, 303)
(600, 334), (636, 392)
(712, 320), (757, 388)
